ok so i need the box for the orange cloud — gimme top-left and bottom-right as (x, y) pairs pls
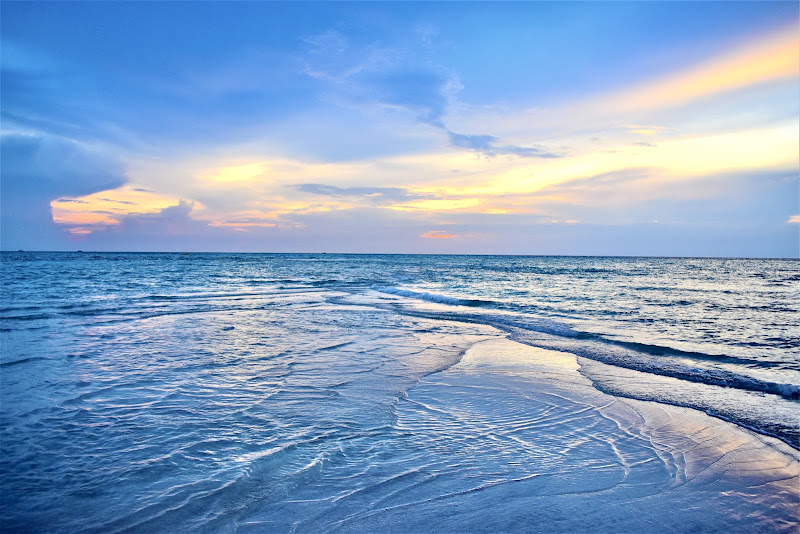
(421, 230), (456, 239)
(50, 186), (183, 234)
(51, 210), (119, 226)
(66, 228), (93, 236)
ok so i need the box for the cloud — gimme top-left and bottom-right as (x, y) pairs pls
(129, 200), (194, 221)
(787, 215), (800, 224)
(63, 200), (242, 251)
(528, 167), (799, 230)
(95, 201), (207, 240)
(359, 68), (455, 127)
(301, 30), (354, 81)
(302, 28), (459, 128)
(301, 28), (559, 160)
(1, 134), (127, 248)
(294, 183), (433, 205)
(612, 24), (799, 114)
(96, 198), (135, 205)
(50, 186), (183, 233)
(627, 125), (664, 136)
(447, 131), (560, 158)
(421, 230), (456, 239)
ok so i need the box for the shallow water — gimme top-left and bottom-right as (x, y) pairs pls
(1, 252), (798, 532)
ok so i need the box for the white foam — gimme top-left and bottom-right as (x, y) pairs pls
(373, 286), (471, 306)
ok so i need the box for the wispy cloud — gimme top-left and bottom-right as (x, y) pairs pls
(97, 198), (135, 205)
(421, 230), (456, 239)
(294, 183), (433, 204)
(301, 28), (558, 160)
(447, 131), (560, 158)
(301, 29), (459, 128)
(611, 24), (799, 113)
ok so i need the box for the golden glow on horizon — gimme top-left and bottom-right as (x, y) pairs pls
(77, 26), (797, 234)
(469, 122), (798, 198)
(101, 117), (795, 228)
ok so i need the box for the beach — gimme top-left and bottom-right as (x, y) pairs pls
(1, 253), (798, 532)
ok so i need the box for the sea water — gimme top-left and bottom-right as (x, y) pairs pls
(1, 252), (798, 532)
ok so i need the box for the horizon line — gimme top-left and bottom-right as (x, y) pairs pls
(2, 250), (798, 261)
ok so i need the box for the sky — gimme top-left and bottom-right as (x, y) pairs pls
(1, 1), (798, 256)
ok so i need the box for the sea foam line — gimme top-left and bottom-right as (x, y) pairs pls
(373, 286), (493, 307)
(370, 288), (800, 402)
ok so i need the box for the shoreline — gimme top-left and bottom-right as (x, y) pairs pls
(350, 288), (800, 451)
(337, 337), (799, 533)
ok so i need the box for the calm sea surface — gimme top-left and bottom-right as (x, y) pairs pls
(1, 252), (798, 531)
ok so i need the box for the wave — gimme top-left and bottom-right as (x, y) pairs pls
(371, 288), (800, 402)
(374, 286), (495, 308)
(0, 356), (51, 367)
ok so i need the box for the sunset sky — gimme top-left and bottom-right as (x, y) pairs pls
(2, 1), (798, 256)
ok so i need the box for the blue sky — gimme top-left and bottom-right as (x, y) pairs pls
(2, 1), (798, 256)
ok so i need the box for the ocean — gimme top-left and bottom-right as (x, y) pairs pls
(1, 252), (798, 532)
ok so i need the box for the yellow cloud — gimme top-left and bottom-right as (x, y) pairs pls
(612, 25), (799, 112)
(627, 125), (664, 136)
(51, 186), (182, 230)
(478, 121), (797, 197)
(202, 162), (267, 184)
(448, 24), (799, 143)
(118, 26), (800, 232)
(788, 215), (800, 224)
